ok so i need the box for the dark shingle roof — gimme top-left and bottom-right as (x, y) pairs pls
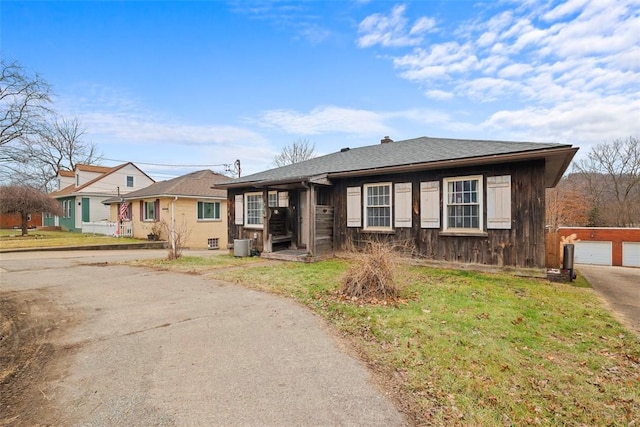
(106, 170), (229, 202)
(228, 136), (575, 186)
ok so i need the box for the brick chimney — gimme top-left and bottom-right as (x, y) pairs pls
(381, 136), (393, 144)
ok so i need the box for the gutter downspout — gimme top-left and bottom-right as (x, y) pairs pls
(171, 197), (178, 253)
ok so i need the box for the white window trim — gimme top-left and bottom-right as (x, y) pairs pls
(143, 200), (156, 222)
(197, 200), (221, 221)
(443, 175), (484, 233)
(363, 182), (393, 231)
(244, 192), (264, 229)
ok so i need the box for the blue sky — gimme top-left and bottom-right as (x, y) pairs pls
(2, 0), (639, 180)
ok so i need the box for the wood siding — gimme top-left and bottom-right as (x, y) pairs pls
(333, 160), (546, 268)
(314, 206), (334, 255)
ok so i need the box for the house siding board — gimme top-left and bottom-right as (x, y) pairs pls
(333, 160), (546, 268)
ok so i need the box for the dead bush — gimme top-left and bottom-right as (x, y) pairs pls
(340, 240), (401, 301)
(161, 218), (192, 260)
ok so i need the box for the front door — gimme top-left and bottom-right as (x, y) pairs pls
(299, 190), (308, 248)
(82, 198), (90, 222)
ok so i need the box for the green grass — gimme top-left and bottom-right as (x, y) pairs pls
(134, 255), (640, 425)
(0, 229), (142, 249)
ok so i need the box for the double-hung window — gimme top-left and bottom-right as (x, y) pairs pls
(245, 192), (263, 227)
(444, 176), (483, 232)
(126, 176), (134, 187)
(143, 200), (156, 221)
(268, 191), (278, 207)
(364, 183), (392, 230)
(197, 201), (220, 220)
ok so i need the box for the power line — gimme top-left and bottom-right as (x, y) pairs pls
(102, 158), (229, 168)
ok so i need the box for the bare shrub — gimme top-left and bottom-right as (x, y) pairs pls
(161, 218), (192, 260)
(340, 239), (401, 301)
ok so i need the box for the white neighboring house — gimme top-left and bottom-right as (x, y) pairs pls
(46, 163), (155, 232)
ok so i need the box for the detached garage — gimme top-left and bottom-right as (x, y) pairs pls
(574, 241), (612, 265)
(622, 242), (640, 267)
(559, 227), (640, 267)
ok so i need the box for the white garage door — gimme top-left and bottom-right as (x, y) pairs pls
(622, 242), (640, 267)
(574, 241), (612, 266)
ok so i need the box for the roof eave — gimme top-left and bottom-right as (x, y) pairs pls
(328, 147), (578, 187)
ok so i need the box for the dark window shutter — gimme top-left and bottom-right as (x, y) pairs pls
(154, 199), (160, 221)
(140, 200), (144, 221)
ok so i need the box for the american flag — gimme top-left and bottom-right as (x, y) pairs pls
(119, 202), (129, 220)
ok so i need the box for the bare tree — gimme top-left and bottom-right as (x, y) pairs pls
(273, 139), (316, 167)
(545, 174), (589, 229)
(0, 60), (52, 146)
(574, 137), (640, 226)
(2, 116), (102, 191)
(0, 185), (61, 236)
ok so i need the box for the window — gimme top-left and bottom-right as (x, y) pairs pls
(245, 192), (263, 227)
(268, 191), (278, 207)
(126, 176), (134, 187)
(444, 176), (483, 232)
(364, 183), (392, 230)
(198, 201), (220, 220)
(62, 200), (72, 218)
(76, 174), (80, 186)
(143, 200), (157, 221)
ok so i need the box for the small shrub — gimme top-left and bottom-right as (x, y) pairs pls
(340, 240), (400, 301)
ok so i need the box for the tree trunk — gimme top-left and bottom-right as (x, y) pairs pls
(21, 212), (29, 236)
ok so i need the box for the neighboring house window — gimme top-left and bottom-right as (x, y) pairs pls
(57, 178), (61, 190)
(364, 183), (392, 230)
(76, 174), (80, 186)
(143, 200), (157, 221)
(245, 192), (263, 227)
(443, 175), (483, 232)
(126, 176), (134, 187)
(62, 200), (72, 218)
(197, 201), (220, 220)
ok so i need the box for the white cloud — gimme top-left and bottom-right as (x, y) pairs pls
(258, 105), (393, 135)
(483, 96), (640, 147)
(425, 89), (454, 100)
(357, 4), (437, 48)
(358, 0), (640, 147)
(58, 84), (267, 147)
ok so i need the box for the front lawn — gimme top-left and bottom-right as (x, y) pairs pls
(0, 229), (142, 249)
(137, 255), (640, 426)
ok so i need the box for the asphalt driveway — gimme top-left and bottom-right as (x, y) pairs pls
(577, 264), (640, 335)
(0, 250), (406, 426)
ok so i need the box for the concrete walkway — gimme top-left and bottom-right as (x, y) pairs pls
(0, 250), (406, 426)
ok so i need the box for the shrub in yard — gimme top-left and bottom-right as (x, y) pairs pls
(340, 240), (400, 301)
